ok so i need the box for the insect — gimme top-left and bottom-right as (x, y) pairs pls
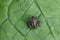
(27, 16), (40, 29)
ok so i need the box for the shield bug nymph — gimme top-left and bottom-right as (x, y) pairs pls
(27, 16), (40, 29)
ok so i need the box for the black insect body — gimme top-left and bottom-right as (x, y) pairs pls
(27, 16), (40, 29)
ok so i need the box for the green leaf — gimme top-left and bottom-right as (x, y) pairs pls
(0, 0), (60, 40)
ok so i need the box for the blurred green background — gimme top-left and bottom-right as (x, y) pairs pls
(0, 0), (60, 40)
